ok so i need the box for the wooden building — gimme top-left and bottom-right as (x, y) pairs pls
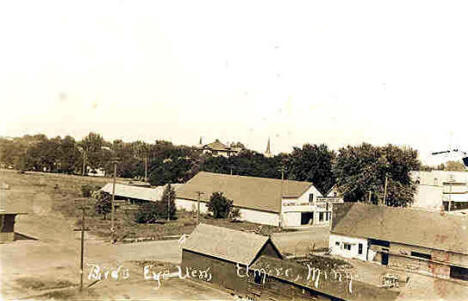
(249, 256), (399, 301)
(176, 172), (339, 228)
(181, 224), (283, 293)
(329, 203), (468, 281)
(182, 224), (398, 301)
(0, 211), (26, 243)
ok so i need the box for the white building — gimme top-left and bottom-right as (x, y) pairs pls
(198, 139), (241, 158)
(175, 172), (341, 228)
(100, 183), (183, 204)
(410, 170), (468, 211)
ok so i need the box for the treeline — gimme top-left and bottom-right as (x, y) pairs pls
(0, 133), (421, 206)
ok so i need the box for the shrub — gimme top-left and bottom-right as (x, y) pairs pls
(230, 207), (241, 222)
(94, 191), (112, 220)
(207, 192), (233, 218)
(81, 184), (100, 197)
(134, 202), (160, 224)
(134, 184), (177, 223)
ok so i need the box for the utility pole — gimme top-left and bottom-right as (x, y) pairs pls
(196, 191), (204, 224)
(144, 156), (148, 183)
(383, 175), (389, 206)
(111, 159), (117, 243)
(278, 166), (285, 228)
(368, 191), (372, 203)
(448, 181), (453, 212)
(82, 152), (86, 176)
(73, 201), (90, 292)
(167, 184), (171, 222)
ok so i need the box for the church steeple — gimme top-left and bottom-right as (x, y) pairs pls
(264, 138), (272, 158)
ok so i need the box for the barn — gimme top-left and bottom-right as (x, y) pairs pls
(100, 183), (182, 206)
(181, 223), (282, 294)
(176, 172), (336, 228)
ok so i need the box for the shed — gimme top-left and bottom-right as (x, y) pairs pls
(0, 211), (27, 243)
(181, 224), (282, 293)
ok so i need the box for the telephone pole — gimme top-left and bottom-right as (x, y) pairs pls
(383, 175), (389, 206)
(278, 166), (285, 228)
(73, 201), (90, 292)
(144, 156), (148, 183)
(111, 158), (118, 243)
(196, 191), (205, 224)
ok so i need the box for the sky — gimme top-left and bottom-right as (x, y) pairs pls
(1, 0), (467, 165)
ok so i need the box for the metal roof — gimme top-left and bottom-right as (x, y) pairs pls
(100, 183), (182, 202)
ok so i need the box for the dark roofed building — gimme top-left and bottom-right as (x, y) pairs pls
(176, 172), (332, 227)
(250, 256), (399, 301)
(329, 203), (468, 281)
(181, 224), (282, 293)
(182, 224), (398, 301)
(200, 139), (241, 157)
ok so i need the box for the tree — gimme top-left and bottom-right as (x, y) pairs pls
(94, 191), (112, 220)
(79, 132), (107, 172)
(161, 184), (177, 220)
(207, 192), (233, 218)
(333, 143), (420, 207)
(286, 144), (336, 195)
(134, 202), (160, 223)
(444, 160), (466, 171)
(230, 208), (241, 222)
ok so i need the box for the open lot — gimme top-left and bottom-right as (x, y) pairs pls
(0, 170), (328, 299)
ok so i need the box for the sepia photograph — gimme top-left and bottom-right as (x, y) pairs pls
(1, 1), (468, 300)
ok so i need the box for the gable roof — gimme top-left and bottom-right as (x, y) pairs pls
(182, 224), (279, 265)
(251, 256), (399, 301)
(331, 203), (468, 255)
(100, 183), (182, 202)
(176, 172), (315, 213)
(204, 140), (231, 151)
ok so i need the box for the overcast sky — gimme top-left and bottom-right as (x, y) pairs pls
(1, 1), (467, 165)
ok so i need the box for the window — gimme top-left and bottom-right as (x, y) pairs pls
(319, 212), (324, 221)
(411, 251), (431, 260)
(335, 241), (340, 246)
(343, 243), (351, 251)
(358, 243), (363, 255)
(369, 239), (390, 247)
(309, 193), (314, 202)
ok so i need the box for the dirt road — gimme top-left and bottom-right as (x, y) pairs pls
(0, 171), (233, 300)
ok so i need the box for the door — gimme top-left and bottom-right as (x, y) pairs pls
(381, 253), (389, 265)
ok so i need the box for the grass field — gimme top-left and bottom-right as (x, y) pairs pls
(1, 169), (284, 243)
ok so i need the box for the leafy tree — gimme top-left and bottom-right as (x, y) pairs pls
(134, 184), (177, 223)
(207, 192), (233, 218)
(81, 184), (100, 197)
(79, 132), (107, 173)
(134, 202), (160, 223)
(444, 160), (466, 171)
(59, 136), (81, 173)
(94, 191), (112, 220)
(286, 144), (335, 195)
(230, 208), (241, 222)
(333, 143), (420, 207)
(161, 184), (177, 220)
